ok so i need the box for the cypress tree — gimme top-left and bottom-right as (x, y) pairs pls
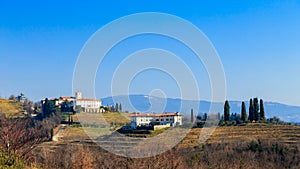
(224, 100), (230, 121)
(241, 101), (247, 121)
(260, 99), (265, 121)
(119, 103), (122, 112)
(249, 99), (254, 122)
(204, 113), (208, 121)
(191, 108), (194, 122)
(253, 98), (259, 121)
(115, 103), (119, 112)
(234, 113), (237, 121)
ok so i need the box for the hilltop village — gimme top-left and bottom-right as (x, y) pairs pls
(39, 92), (183, 131)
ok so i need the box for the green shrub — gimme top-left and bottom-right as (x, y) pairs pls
(0, 151), (25, 169)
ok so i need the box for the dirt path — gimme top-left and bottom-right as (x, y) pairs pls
(52, 124), (67, 141)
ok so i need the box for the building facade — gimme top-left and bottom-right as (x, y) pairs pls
(130, 112), (183, 129)
(74, 92), (102, 113)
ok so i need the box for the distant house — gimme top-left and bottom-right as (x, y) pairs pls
(130, 112), (183, 129)
(41, 98), (60, 107)
(59, 96), (75, 103)
(41, 97), (75, 111)
(41, 98), (60, 116)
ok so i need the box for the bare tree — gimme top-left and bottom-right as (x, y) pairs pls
(23, 98), (34, 114)
(34, 102), (42, 113)
(0, 115), (47, 162)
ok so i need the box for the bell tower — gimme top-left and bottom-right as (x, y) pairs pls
(75, 92), (82, 99)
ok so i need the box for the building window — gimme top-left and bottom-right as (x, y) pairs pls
(161, 119), (164, 121)
(166, 119), (169, 121)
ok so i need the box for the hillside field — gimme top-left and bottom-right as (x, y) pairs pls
(0, 98), (24, 117)
(34, 121), (300, 168)
(33, 112), (300, 168)
(55, 122), (300, 146)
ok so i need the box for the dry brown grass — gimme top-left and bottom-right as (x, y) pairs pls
(63, 112), (131, 140)
(0, 98), (24, 117)
(58, 122), (300, 149)
(178, 124), (300, 148)
(73, 112), (130, 124)
(60, 126), (114, 141)
(60, 127), (88, 140)
(34, 124), (300, 168)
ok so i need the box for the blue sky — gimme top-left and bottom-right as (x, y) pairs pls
(0, 0), (300, 106)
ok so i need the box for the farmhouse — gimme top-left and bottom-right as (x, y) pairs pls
(130, 112), (183, 129)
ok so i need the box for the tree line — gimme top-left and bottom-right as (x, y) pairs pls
(224, 98), (265, 122)
(104, 103), (123, 112)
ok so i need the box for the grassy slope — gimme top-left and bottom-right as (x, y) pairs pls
(60, 113), (300, 149)
(61, 111), (300, 146)
(73, 112), (130, 124)
(180, 124), (300, 148)
(60, 112), (131, 140)
(35, 122), (300, 168)
(45, 112), (300, 163)
(0, 98), (24, 117)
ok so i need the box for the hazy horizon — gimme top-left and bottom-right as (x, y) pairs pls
(1, 1), (300, 106)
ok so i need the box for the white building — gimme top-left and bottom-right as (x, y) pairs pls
(74, 92), (102, 113)
(130, 112), (183, 129)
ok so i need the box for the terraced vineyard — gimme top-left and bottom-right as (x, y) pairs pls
(40, 123), (300, 156)
(180, 124), (300, 148)
(34, 123), (300, 168)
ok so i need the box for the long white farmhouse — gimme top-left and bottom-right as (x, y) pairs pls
(130, 112), (183, 129)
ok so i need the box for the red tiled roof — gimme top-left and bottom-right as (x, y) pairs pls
(76, 98), (101, 102)
(60, 96), (75, 99)
(42, 98), (58, 101)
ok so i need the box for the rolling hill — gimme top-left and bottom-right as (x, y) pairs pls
(0, 98), (24, 117)
(101, 95), (300, 123)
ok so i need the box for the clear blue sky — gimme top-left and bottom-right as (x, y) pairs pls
(0, 0), (300, 106)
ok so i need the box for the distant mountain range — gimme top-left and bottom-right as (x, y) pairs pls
(101, 94), (300, 123)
